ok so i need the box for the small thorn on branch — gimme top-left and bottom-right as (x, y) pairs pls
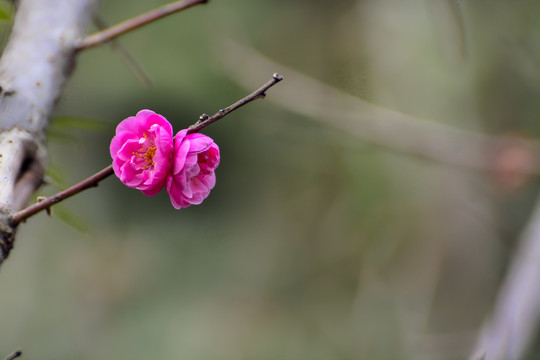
(195, 113), (209, 125)
(36, 196), (51, 216)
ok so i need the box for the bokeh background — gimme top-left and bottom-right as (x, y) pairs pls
(1, 0), (540, 359)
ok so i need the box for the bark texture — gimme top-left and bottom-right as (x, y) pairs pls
(0, 0), (99, 264)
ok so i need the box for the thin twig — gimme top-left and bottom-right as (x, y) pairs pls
(93, 15), (151, 86)
(9, 73), (283, 224)
(77, 0), (208, 51)
(10, 166), (114, 225)
(188, 73), (283, 133)
(4, 350), (22, 360)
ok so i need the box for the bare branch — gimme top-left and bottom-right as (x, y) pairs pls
(10, 166), (114, 225)
(10, 74), (284, 224)
(4, 350), (22, 360)
(188, 73), (283, 133)
(77, 0), (208, 51)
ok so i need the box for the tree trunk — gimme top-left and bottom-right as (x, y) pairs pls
(0, 0), (99, 265)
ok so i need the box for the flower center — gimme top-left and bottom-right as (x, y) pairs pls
(143, 146), (156, 166)
(133, 133), (157, 170)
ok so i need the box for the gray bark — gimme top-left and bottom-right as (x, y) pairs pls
(0, 0), (99, 265)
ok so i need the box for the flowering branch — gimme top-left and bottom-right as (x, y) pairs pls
(9, 73), (283, 224)
(77, 0), (208, 51)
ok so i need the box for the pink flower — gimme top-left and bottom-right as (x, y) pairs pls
(166, 129), (220, 209)
(110, 110), (173, 196)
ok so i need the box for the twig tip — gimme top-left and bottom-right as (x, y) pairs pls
(272, 73), (283, 81)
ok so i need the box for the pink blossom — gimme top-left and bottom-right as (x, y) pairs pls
(110, 110), (173, 196)
(166, 129), (220, 209)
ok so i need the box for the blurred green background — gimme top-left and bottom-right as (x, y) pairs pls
(1, 0), (540, 359)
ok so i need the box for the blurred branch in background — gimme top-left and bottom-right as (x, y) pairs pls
(220, 40), (540, 178)
(470, 199), (540, 360)
(92, 15), (151, 86)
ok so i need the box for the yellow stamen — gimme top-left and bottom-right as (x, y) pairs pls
(133, 143), (157, 170)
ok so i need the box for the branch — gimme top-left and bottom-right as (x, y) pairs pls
(469, 198), (540, 360)
(9, 74), (284, 225)
(219, 40), (540, 175)
(0, 0), (99, 265)
(77, 0), (208, 51)
(10, 166), (114, 225)
(188, 73), (283, 133)
(4, 350), (21, 360)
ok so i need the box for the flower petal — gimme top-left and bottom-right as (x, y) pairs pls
(110, 109), (174, 195)
(185, 133), (214, 154)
